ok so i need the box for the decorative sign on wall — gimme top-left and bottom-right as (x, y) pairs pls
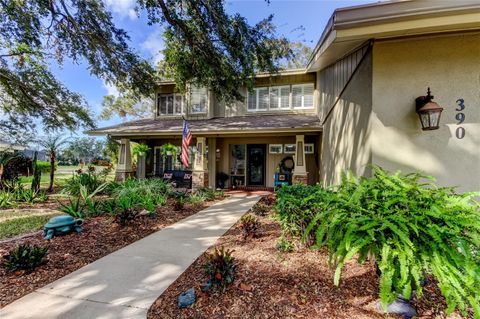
(455, 99), (466, 139)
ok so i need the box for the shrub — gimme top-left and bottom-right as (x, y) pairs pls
(111, 179), (168, 213)
(276, 236), (293, 252)
(204, 246), (236, 290)
(275, 183), (334, 238)
(251, 202), (270, 216)
(238, 214), (259, 239)
(13, 188), (48, 204)
(170, 191), (187, 211)
(59, 197), (84, 218)
(194, 187), (223, 201)
(62, 169), (109, 197)
(2, 244), (48, 272)
(299, 167), (480, 317)
(114, 196), (138, 226)
(0, 191), (15, 208)
(35, 161), (53, 173)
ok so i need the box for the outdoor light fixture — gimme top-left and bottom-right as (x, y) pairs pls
(415, 87), (444, 131)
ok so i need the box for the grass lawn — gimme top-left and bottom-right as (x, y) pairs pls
(19, 165), (114, 189)
(0, 209), (62, 240)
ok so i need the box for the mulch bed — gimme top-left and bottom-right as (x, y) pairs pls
(148, 200), (464, 319)
(0, 199), (220, 307)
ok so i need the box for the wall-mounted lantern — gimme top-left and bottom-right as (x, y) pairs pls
(415, 87), (444, 131)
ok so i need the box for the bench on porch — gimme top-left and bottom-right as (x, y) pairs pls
(162, 170), (193, 189)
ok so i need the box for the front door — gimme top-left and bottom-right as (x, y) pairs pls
(247, 144), (266, 186)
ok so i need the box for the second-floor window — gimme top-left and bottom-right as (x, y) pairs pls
(157, 93), (184, 116)
(248, 83), (314, 111)
(190, 86), (207, 114)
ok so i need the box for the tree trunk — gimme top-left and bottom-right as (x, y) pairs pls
(48, 152), (55, 192)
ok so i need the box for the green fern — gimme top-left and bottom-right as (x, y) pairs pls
(278, 166), (480, 318)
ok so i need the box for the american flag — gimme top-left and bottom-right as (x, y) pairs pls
(181, 120), (192, 168)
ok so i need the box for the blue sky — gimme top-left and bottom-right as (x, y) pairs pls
(51, 0), (377, 136)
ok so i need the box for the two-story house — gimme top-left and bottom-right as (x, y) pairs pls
(89, 0), (480, 192)
(90, 69), (322, 189)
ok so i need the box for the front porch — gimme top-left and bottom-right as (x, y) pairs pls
(115, 133), (321, 190)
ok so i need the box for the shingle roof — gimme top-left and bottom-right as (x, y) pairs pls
(87, 114), (322, 136)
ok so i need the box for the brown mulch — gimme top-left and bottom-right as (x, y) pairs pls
(0, 199), (219, 307)
(148, 204), (464, 319)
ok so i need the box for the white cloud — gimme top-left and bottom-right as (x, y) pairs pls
(104, 0), (137, 20)
(141, 28), (165, 64)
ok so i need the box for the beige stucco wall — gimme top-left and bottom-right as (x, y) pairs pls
(319, 49), (373, 186)
(372, 32), (480, 192)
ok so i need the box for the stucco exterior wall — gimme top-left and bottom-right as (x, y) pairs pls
(372, 32), (480, 192)
(319, 49), (373, 186)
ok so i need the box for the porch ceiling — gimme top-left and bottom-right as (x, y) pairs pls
(86, 114), (322, 137)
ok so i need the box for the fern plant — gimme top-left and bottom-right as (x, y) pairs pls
(298, 167), (480, 317)
(3, 244), (48, 272)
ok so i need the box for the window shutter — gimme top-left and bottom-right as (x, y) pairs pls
(258, 87), (269, 110)
(292, 86), (303, 108)
(159, 96), (168, 114)
(269, 87), (279, 109)
(167, 95), (174, 114)
(174, 95), (183, 114)
(303, 84), (314, 107)
(247, 90), (256, 110)
(191, 86), (207, 113)
(280, 86), (290, 108)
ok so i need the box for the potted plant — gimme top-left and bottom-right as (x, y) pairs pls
(216, 172), (229, 189)
(132, 143), (150, 159)
(161, 143), (178, 158)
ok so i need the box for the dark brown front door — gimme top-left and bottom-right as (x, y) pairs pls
(247, 144), (266, 186)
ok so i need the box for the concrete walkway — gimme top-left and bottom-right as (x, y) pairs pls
(1, 194), (260, 319)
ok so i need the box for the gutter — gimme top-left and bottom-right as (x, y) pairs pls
(87, 127), (323, 137)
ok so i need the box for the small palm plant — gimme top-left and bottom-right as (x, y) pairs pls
(37, 135), (69, 192)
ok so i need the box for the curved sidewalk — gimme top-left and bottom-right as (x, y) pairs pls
(1, 194), (260, 319)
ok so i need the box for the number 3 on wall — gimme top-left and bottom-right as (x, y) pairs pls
(455, 99), (466, 139)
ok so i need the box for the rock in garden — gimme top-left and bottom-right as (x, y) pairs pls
(178, 288), (196, 308)
(377, 298), (417, 319)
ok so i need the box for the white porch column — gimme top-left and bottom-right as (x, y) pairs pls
(115, 138), (134, 181)
(293, 135), (308, 184)
(192, 137), (208, 189)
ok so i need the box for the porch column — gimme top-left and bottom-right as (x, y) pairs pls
(136, 154), (146, 179)
(293, 135), (308, 184)
(207, 137), (216, 189)
(192, 137), (208, 189)
(115, 138), (134, 181)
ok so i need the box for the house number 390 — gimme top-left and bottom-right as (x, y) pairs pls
(455, 99), (466, 139)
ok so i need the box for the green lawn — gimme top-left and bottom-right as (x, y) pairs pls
(20, 165), (114, 189)
(0, 209), (62, 240)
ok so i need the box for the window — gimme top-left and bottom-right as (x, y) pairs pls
(270, 86), (290, 109)
(247, 83), (314, 111)
(284, 144), (296, 154)
(304, 143), (314, 154)
(157, 93), (184, 116)
(269, 144), (283, 154)
(292, 83), (314, 108)
(191, 86), (207, 114)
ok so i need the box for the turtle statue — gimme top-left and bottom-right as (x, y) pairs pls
(43, 215), (84, 240)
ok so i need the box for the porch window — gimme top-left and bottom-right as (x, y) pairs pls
(269, 86), (290, 109)
(190, 86), (207, 114)
(247, 83), (314, 111)
(292, 83), (314, 109)
(157, 93), (184, 116)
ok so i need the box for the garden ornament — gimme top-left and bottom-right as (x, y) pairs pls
(43, 215), (83, 240)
